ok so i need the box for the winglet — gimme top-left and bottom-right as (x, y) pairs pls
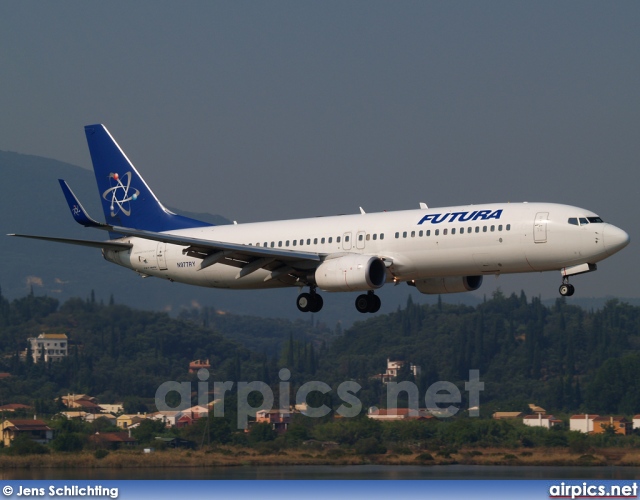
(58, 179), (107, 228)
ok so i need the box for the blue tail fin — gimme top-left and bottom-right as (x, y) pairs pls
(84, 124), (212, 232)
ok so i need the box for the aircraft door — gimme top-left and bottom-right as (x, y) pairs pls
(534, 212), (549, 243)
(156, 242), (168, 270)
(343, 232), (352, 250)
(356, 231), (366, 250)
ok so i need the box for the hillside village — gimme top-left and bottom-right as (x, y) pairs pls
(2, 290), (640, 458)
(2, 356), (640, 454)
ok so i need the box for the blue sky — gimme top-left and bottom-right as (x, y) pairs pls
(1, 1), (638, 299)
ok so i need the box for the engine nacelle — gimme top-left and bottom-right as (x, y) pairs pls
(412, 275), (483, 294)
(315, 255), (387, 292)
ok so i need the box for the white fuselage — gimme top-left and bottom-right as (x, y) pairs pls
(103, 202), (628, 291)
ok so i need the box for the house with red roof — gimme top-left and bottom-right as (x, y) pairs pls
(1, 419), (54, 447)
(592, 416), (631, 435)
(0, 403), (32, 412)
(89, 432), (137, 449)
(569, 414), (599, 433)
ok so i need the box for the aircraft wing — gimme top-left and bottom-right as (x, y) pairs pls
(8, 234), (132, 251)
(108, 225), (322, 263)
(12, 177), (325, 283)
(106, 225), (323, 281)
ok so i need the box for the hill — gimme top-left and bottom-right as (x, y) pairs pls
(317, 291), (640, 416)
(1, 289), (640, 418)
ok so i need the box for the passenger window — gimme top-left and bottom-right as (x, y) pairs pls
(300, 239), (304, 245)
(435, 229), (439, 236)
(293, 240), (296, 246)
(358, 235), (363, 241)
(271, 242), (275, 247)
(419, 230), (423, 237)
(403, 231), (407, 238)
(579, 217), (588, 225)
(307, 239), (311, 245)
(426, 230), (430, 236)
(337, 236), (341, 243)
(373, 234), (377, 240)
(411, 231), (415, 237)
(314, 238), (318, 244)
(467, 227), (472, 234)
(329, 237), (333, 243)
(264, 242), (268, 247)
(321, 237), (325, 244)
(491, 225), (495, 232)
(286, 240), (290, 247)
(443, 229), (448, 235)
(451, 228), (456, 235)
(475, 227), (479, 233)
(278, 241), (282, 247)
(366, 234), (370, 241)
(483, 226), (487, 232)
(498, 225), (502, 231)
(345, 235), (350, 242)
(568, 218), (578, 226)
(506, 224), (511, 231)
(380, 233), (384, 240)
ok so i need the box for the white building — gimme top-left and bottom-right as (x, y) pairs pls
(522, 414), (562, 429)
(149, 411), (184, 428)
(99, 403), (124, 415)
(27, 333), (68, 363)
(372, 359), (421, 384)
(633, 415), (640, 430)
(569, 414), (599, 433)
(367, 407), (433, 421)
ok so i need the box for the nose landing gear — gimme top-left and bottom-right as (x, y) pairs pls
(559, 278), (575, 297)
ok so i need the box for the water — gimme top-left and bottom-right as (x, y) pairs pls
(2, 465), (639, 480)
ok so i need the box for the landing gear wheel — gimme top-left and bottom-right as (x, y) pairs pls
(355, 294), (370, 313)
(368, 294), (381, 313)
(297, 292), (313, 312)
(355, 292), (381, 313)
(297, 291), (324, 312)
(310, 293), (323, 313)
(559, 284), (575, 297)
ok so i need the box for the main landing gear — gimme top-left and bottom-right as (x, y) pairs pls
(559, 277), (575, 297)
(355, 291), (381, 314)
(296, 289), (382, 313)
(297, 289), (324, 313)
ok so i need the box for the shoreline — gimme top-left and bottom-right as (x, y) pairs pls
(2, 447), (639, 469)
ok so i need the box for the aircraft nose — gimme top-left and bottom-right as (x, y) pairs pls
(603, 224), (630, 256)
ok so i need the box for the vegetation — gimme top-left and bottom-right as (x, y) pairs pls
(1, 287), (640, 463)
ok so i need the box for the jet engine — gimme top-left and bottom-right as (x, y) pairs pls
(411, 275), (483, 294)
(314, 255), (387, 292)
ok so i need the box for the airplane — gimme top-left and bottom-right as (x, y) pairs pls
(9, 124), (630, 314)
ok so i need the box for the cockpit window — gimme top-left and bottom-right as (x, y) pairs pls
(579, 217), (589, 225)
(568, 217), (578, 226)
(587, 217), (603, 223)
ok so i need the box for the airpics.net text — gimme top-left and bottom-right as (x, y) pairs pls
(155, 369), (484, 429)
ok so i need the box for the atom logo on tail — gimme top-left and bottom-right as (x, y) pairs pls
(102, 172), (140, 217)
